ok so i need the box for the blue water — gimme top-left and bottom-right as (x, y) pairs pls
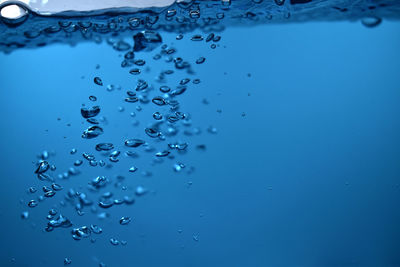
(1, 5), (400, 267)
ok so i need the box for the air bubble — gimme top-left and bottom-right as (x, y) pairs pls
(361, 17), (382, 28)
(82, 126), (103, 139)
(119, 217), (132, 225)
(0, 3), (28, 25)
(81, 106), (100, 118)
(196, 57), (206, 64)
(94, 77), (103, 86)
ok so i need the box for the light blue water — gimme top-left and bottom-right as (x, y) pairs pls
(0, 1), (400, 266)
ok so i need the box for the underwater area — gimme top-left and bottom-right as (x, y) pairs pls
(0, 0), (400, 266)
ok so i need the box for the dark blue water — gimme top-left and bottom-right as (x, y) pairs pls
(0, 1), (400, 266)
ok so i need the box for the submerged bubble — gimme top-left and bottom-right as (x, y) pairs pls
(173, 163), (185, 172)
(81, 106), (101, 118)
(35, 161), (50, 174)
(90, 224), (103, 234)
(125, 138), (145, 148)
(155, 150), (170, 157)
(21, 211), (29, 219)
(110, 238), (119, 246)
(64, 258), (72, 265)
(135, 186), (147, 196)
(86, 118), (99, 124)
(125, 96), (139, 103)
(145, 128), (160, 138)
(160, 85), (171, 93)
(153, 112), (163, 120)
(206, 33), (215, 42)
(29, 187), (37, 193)
(191, 35), (203, 41)
(361, 17), (382, 28)
(51, 183), (63, 191)
(28, 200), (38, 208)
(119, 216), (132, 225)
(274, 0), (285, 5)
(95, 143), (114, 151)
(196, 57), (206, 64)
(94, 77), (103, 86)
(71, 226), (91, 240)
(82, 126), (104, 139)
(98, 200), (114, 209)
(133, 31), (162, 52)
(48, 214), (72, 228)
(45, 191), (56, 198)
(129, 68), (141, 75)
(152, 96), (167, 106)
(129, 166), (138, 173)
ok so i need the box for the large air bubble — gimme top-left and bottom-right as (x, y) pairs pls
(0, 2), (28, 25)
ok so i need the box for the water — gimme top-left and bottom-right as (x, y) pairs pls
(0, 0), (400, 266)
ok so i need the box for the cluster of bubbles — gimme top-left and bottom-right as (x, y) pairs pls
(3, 0), (395, 265)
(19, 25), (223, 266)
(0, 0), (392, 52)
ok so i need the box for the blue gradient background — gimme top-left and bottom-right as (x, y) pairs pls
(0, 21), (400, 266)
